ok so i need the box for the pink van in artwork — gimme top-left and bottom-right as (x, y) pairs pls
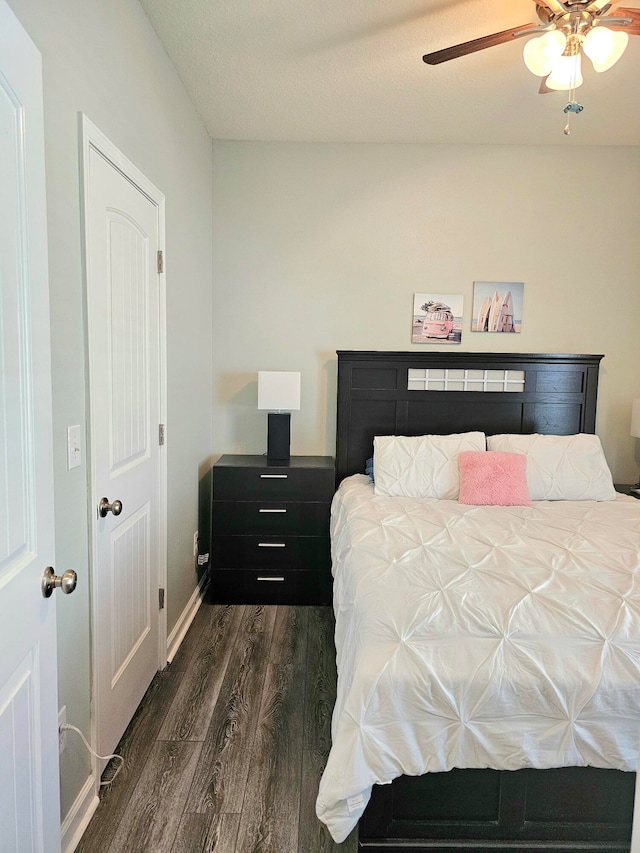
(420, 301), (454, 339)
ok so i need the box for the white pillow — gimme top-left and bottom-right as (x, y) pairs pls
(486, 433), (615, 501)
(373, 432), (486, 499)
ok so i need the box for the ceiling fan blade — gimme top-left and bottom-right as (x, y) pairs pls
(608, 6), (640, 35)
(538, 75), (554, 93)
(423, 23), (536, 64)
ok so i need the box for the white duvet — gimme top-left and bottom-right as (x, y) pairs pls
(316, 475), (640, 842)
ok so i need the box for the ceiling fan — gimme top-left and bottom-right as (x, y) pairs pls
(423, 1), (640, 96)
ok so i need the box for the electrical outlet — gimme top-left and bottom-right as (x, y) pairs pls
(58, 706), (67, 754)
(193, 530), (199, 557)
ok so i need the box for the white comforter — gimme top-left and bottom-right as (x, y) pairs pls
(316, 475), (640, 842)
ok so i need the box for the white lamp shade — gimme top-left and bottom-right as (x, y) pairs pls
(583, 26), (628, 72)
(546, 52), (583, 90)
(258, 371), (301, 411)
(631, 399), (640, 438)
(523, 30), (567, 76)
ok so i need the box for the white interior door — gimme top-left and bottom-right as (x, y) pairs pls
(83, 130), (166, 761)
(0, 2), (61, 850)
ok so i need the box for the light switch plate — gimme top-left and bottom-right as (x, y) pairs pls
(67, 425), (81, 470)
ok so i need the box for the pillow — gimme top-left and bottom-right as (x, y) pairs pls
(486, 433), (616, 501)
(373, 432), (486, 499)
(458, 451), (531, 506)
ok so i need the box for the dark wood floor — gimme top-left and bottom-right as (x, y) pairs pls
(76, 604), (357, 853)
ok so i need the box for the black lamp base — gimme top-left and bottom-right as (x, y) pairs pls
(267, 412), (291, 461)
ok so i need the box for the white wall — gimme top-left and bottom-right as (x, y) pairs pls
(7, 0), (214, 824)
(212, 141), (640, 482)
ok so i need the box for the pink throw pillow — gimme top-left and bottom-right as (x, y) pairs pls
(458, 450), (532, 506)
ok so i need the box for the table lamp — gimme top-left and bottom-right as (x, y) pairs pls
(258, 371), (301, 461)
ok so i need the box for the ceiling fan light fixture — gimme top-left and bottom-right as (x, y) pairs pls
(583, 26), (629, 71)
(546, 51), (584, 90)
(523, 29), (567, 75)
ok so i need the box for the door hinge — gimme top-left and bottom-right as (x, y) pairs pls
(159, 424), (165, 446)
(157, 250), (164, 273)
(159, 588), (165, 610)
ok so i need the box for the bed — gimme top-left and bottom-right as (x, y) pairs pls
(317, 351), (639, 852)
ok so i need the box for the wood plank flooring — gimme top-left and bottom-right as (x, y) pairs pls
(76, 604), (357, 853)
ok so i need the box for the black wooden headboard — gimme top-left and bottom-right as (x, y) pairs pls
(336, 351), (603, 484)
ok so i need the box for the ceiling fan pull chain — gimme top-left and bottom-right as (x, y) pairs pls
(562, 69), (584, 135)
(562, 98), (584, 134)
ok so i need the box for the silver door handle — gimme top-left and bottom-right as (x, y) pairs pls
(41, 567), (77, 598)
(98, 497), (123, 518)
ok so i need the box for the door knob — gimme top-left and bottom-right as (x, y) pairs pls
(98, 497), (123, 518)
(41, 567), (77, 598)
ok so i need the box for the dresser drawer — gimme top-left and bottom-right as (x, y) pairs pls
(212, 501), (330, 536)
(208, 567), (331, 605)
(212, 534), (330, 571)
(244, 569), (299, 600)
(208, 568), (294, 603)
(244, 569), (332, 604)
(214, 466), (334, 502)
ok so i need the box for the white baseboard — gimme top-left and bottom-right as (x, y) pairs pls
(166, 578), (205, 663)
(61, 774), (99, 853)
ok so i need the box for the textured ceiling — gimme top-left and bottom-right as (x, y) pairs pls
(138, 0), (640, 145)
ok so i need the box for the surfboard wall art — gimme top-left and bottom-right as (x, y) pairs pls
(471, 282), (523, 333)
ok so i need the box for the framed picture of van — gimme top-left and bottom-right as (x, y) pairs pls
(472, 281), (523, 333)
(412, 293), (463, 345)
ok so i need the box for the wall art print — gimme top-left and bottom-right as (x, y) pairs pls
(412, 292), (463, 345)
(472, 281), (524, 333)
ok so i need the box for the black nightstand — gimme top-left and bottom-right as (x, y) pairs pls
(208, 454), (335, 605)
(615, 483), (640, 497)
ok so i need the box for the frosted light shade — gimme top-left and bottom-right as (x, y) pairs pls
(631, 399), (640, 438)
(546, 52), (583, 90)
(258, 371), (301, 411)
(583, 26), (628, 72)
(523, 30), (567, 76)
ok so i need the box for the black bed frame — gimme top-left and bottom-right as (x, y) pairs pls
(335, 351), (635, 853)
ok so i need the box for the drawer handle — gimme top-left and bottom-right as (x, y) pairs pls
(257, 576), (285, 582)
(258, 542), (286, 548)
(260, 474), (287, 479)
(258, 508), (287, 514)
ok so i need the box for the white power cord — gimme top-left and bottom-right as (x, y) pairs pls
(60, 723), (124, 786)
